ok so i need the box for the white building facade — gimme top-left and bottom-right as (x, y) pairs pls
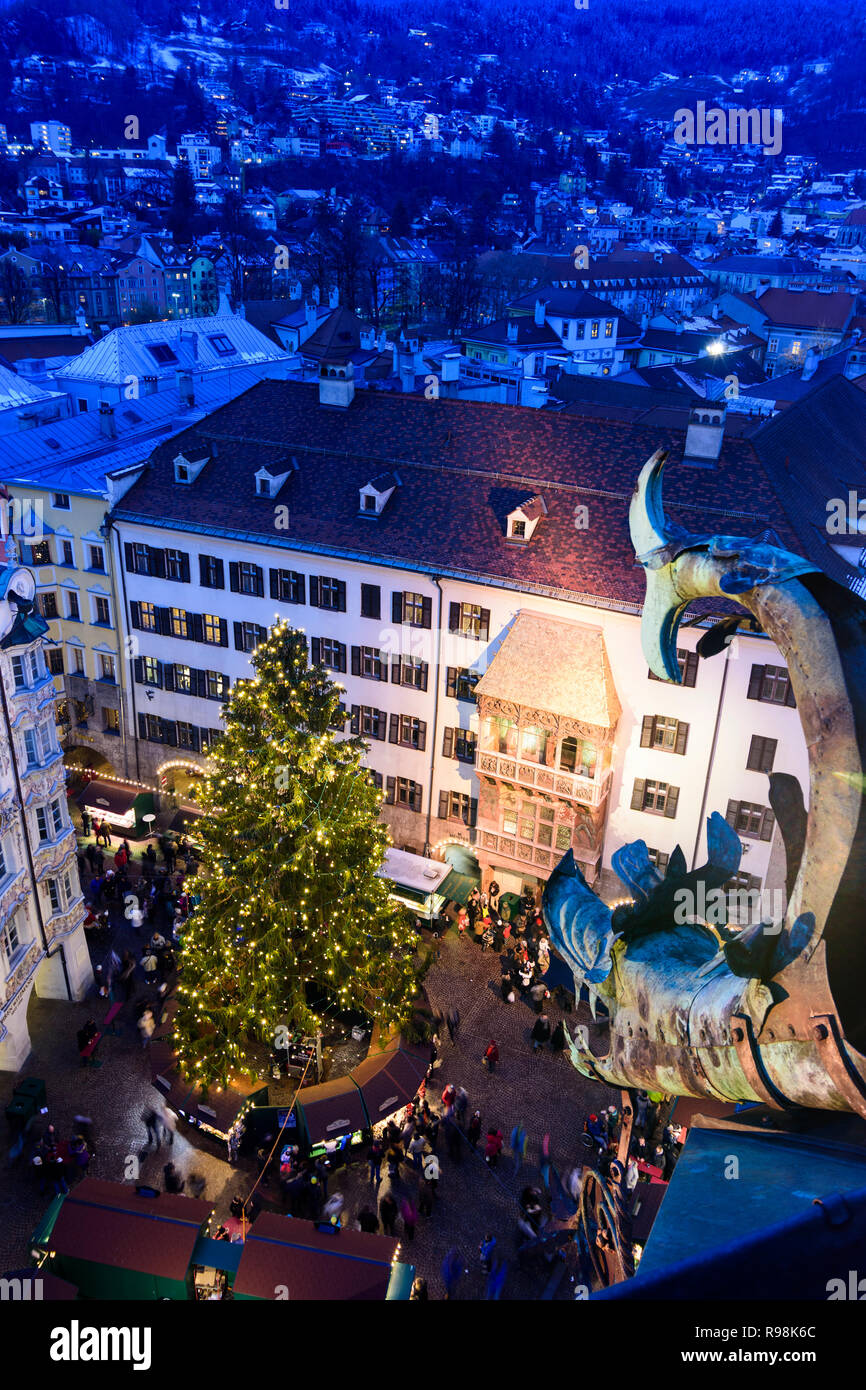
(0, 551), (92, 1071)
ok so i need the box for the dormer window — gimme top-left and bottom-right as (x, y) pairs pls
(359, 471), (400, 518)
(505, 494), (547, 544)
(173, 447), (209, 485)
(255, 462), (294, 499)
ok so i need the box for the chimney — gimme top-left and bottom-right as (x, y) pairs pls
(98, 401), (117, 439)
(360, 326), (375, 350)
(711, 303), (719, 320)
(534, 298), (548, 327)
(328, 285), (339, 309)
(506, 318), (518, 343)
(142, 375), (159, 395)
(318, 360), (355, 409)
(440, 352), (460, 383)
(683, 404), (726, 466)
(176, 370), (195, 408)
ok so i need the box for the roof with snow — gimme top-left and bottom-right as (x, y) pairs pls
(54, 316), (293, 386)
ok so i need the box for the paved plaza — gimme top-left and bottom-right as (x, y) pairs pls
(1, 914), (617, 1299)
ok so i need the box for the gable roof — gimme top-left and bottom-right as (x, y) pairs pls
(54, 315), (292, 385)
(753, 288), (856, 331)
(476, 612), (622, 727)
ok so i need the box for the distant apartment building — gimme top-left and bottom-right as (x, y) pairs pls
(177, 134), (221, 181)
(30, 120), (72, 156)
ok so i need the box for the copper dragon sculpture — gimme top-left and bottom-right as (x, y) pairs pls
(543, 449), (866, 1117)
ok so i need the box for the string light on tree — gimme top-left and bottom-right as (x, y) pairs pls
(173, 622), (420, 1089)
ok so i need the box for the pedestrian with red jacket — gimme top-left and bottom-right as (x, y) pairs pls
(483, 1040), (500, 1074)
(484, 1128), (504, 1167)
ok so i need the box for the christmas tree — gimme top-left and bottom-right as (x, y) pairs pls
(173, 621), (421, 1089)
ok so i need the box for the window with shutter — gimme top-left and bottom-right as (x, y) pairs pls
(640, 715), (654, 748)
(309, 576), (320, 606)
(385, 776), (396, 805)
(311, 637), (321, 665)
(446, 667), (457, 698)
(663, 786), (679, 818)
(649, 649), (698, 687)
(438, 790), (449, 819)
(361, 584), (380, 619)
(389, 713), (399, 744)
(747, 734), (777, 773)
(631, 778), (646, 811)
(443, 728), (455, 758)
(200, 555), (224, 589)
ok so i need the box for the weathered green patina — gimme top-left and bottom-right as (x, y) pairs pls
(544, 450), (866, 1115)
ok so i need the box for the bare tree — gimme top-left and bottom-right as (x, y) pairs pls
(0, 260), (33, 324)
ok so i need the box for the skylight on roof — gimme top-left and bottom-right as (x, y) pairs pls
(122, 409), (143, 423)
(208, 333), (237, 356)
(146, 342), (179, 366)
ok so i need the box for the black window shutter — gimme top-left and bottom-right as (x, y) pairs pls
(163, 664), (175, 692)
(640, 715), (654, 748)
(746, 735), (760, 772)
(674, 721), (689, 756)
(229, 561), (240, 593)
(190, 612), (204, 644)
(309, 575), (319, 607)
(389, 713), (399, 744)
(257, 625), (267, 644)
(630, 778), (646, 811)
(351, 646), (361, 676)
(150, 547), (166, 578)
(137, 712), (147, 740)
(124, 542), (135, 572)
(194, 669), (207, 698)
(269, 569), (278, 600)
(392, 592), (403, 623)
(311, 637), (321, 665)
(336, 580), (346, 612)
(479, 608), (490, 640)
(469, 798), (478, 827)
(760, 809), (775, 841)
(785, 680), (796, 709)
(375, 711), (386, 741)
(213, 558), (225, 589)
(443, 728), (455, 758)
(157, 607), (171, 636)
(747, 665), (764, 701)
(350, 705), (360, 734)
(417, 720), (427, 752)
(725, 799), (739, 828)
(385, 776), (396, 805)
(421, 596), (432, 629)
(448, 602), (460, 632)
(199, 555), (211, 587)
(189, 726), (200, 752)
(133, 656), (143, 683)
(294, 573), (305, 604)
(233, 621), (244, 651)
(180, 552), (190, 583)
(163, 719), (177, 747)
(419, 661), (429, 692)
(219, 618), (228, 647)
(391, 655), (401, 684)
(446, 667), (457, 697)
(336, 643), (347, 673)
(438, 790), (448, 819)
(130, 601), (141, 629)
(254, 566), (264, 597)
(663, 785), (679, 819)
(683, 651), (699, 687)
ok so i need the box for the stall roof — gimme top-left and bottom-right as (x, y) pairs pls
(190, 1234), (244, 1276)
(350, 1039), (429, 1124)
(376, 847), (451, 896)
(76, 780), (141, 816)
(296, 1073), (369, 1145)
(45, 1179), (212, 1281)
(233, 1214), (400, 1300)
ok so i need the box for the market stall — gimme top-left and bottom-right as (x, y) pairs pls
(33, 1178), (213, 1300)
(76, 779), (156, 840)
(150, 1041), (268, 1155)
(294, 1073), (369, 1162)
(350, 1033), (430, 1129)
(376, 847), (453, 921)
(232, 1213), (412, 1301)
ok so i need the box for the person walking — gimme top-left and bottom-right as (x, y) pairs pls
(479, 1233), (497, 1273)
(358, 1206), (379, 1233)
(422, 1151), (440, 1199)
(467, 1110), (482, 1149)
(379, 1191), (398, 1237)
(441, 1248), (464, 1300)
(483, 1040), (499, 1074)
(551, 1019), (567, 1054)
(510, 1122), (528, 1174)
(454, 1086), (469, 1129)
(408, 1131), (427, 1171)
(531, 1013), (551, 1052)
(137, 1007), (155, 1049)
(484, 1128), (504, 1168)
(142, 1107), (162, 1150)
(368, 1136), (383, 1186)
(400, 1196), (418, 1242)
(530, 980), (549, 1014)
(163, 1161), (184, 1194)
(444, 1117), (462, 1163)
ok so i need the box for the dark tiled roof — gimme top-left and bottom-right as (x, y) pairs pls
(754, 288), (856, 331)
(753, 375), (866, 585)
(112, 380), (802, 609)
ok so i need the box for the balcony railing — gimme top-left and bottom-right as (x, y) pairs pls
(476, 750), (611, 808)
